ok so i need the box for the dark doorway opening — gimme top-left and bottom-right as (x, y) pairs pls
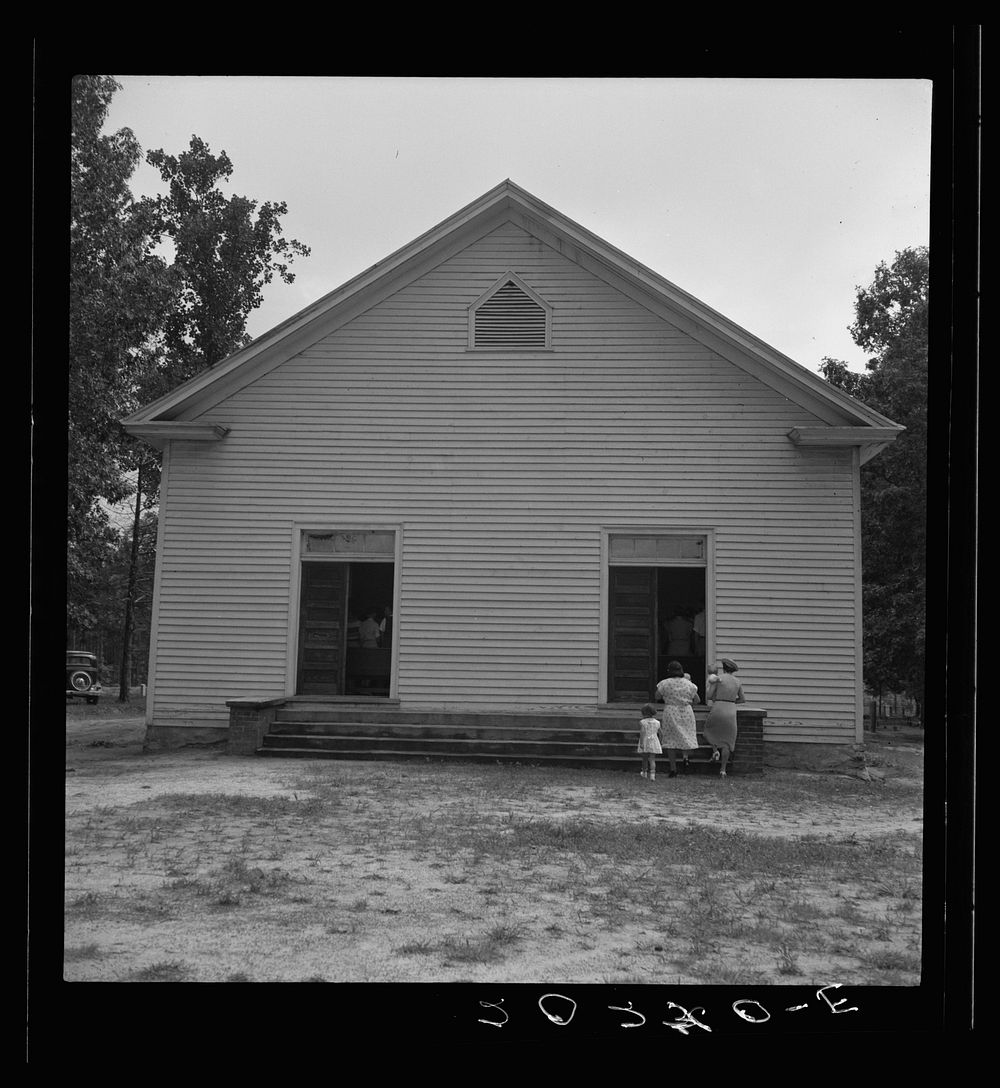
(656, 568), (707, 703)
(296, 561), (394, 696)
(345, 563), (394, 695)
(608, 566), (706, 703)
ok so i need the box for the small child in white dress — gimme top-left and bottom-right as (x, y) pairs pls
(637, 702), (662, 780)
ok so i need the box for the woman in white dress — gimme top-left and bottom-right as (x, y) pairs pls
(655, 660), (700, 777)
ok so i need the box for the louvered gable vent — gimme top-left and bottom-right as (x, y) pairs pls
(471, 275), (549, 348)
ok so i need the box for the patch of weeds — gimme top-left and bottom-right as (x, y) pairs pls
(326, 919), (363, 936)
(164, 858), (295, 908)
(218, 857), (295, 895)
(868, 916), (894, 942)
(485, 922), (524, 945)
(440, 937), (504, 965)
(688, 882), (736, 926)
(866, 949), (921, 973)
(348, 897), (369, 912)
(832, 900), (865, 923)
(163, 875), (209, 893)
(127, 898), (175, 919)
(156, 792), (325, 820)
(494, 818), (919, 885)
(64, 943), (100, 962)
(302, 975), (328, 982)
(443, 871), (470, 884)
(776, 944), (801, 976)
(66, 891), (106, 915)
(396, 939), (437, 956)
(784, 898), (830, 923)
(131, 961), (193, 982)
(226, 972), (252, 982)
(737, 921), (788, 947)
(440, 924), (525, 966)
(828, 940), (858, 957)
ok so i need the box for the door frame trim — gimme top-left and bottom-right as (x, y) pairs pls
(598, 527), (715, 704)
(286, 523), (403, 698)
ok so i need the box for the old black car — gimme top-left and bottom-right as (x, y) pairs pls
(66, 651), (102, 704)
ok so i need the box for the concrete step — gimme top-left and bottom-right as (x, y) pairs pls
(258, 722), (729, 771)
(261, 733), (647, 756)
(267, 720), (637, 743)
(256, 743), (727, 773)
(273, 706), (673, 730)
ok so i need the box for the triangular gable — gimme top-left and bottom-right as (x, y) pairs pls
(123, 179), (903, 456)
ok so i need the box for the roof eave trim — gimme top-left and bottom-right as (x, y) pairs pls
(123, 421), (230, 450)
(788, 425), (904, 447)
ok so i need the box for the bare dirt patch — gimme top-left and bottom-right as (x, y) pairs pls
(63, 708), (924, 985)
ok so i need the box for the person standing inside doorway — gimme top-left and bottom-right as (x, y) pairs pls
(692, 608), (706, 655)
(379, 605), (393, 650)
(359, 610), (381, 648)
(665, 611), (694, 656)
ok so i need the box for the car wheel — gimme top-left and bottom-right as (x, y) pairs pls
(69, 670), (93, 693)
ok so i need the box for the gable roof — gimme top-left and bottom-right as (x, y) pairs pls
(122, 179), (902, 461)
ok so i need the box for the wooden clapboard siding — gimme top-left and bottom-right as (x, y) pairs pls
(148, 223), (860, 742)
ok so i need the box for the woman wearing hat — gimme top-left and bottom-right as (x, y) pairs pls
(704, 658), (745, 778)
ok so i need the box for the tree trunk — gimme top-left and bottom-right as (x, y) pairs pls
(118, 462), (143, 702)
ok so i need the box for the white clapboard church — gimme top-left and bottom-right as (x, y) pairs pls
(123, 180), (902, 764)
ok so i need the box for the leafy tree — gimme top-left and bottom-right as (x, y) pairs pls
(820, 246), (928, 709)
(69, 75), (176, 630)
(140, 136), (311, 377)
(69, 84), (310, 697)
(113, 137), (310, 697)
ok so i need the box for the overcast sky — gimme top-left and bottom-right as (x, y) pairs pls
(104, 75), (932, 375)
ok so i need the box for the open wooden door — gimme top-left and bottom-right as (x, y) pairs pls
(608, 566), (657, 702)
(296, 562), (348, 694)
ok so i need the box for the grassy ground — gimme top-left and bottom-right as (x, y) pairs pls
(63, 706), (924, 985)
